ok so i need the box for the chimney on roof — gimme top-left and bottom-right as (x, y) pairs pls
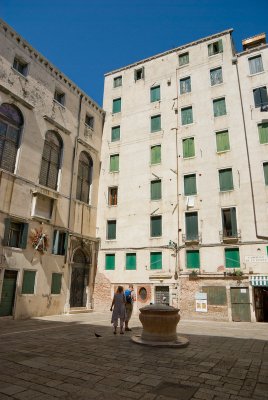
(242, 33), (266, 50)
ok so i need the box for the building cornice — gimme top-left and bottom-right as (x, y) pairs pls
(236, 43), (268, 57)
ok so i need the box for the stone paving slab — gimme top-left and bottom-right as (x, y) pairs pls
(0, 313), (267, 399)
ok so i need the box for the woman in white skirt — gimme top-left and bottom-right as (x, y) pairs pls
(110, 286), (126, 334)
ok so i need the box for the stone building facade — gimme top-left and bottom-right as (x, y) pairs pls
(0, 19), (104, 318)
(96, 29), (268, 322)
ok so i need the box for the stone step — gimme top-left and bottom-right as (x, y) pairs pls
(69, 308), (93, 314)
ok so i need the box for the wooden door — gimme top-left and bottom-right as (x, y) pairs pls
(230, 287), (251, 322)
(0, 270), (18, 317)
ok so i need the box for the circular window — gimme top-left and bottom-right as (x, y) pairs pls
(139, 287), (147, 301)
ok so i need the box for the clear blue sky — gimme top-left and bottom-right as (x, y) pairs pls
(1, 0), (267, 106)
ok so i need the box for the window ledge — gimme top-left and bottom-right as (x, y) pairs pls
(53, 99), (65, 108)
(249, 71), (265, 77)
(11, 67), (28, 80)
(0, 83), (34, 110)
(208, 52), (223, 58)
(183, 156), (196, 160)
(216, 149), (231, 154)
(219, 189), (234, 193)
(214, 114), (228, 119)
(181, 122), (195, 127)
(109, 171), (119, 174)
(211, 82), (224, 87)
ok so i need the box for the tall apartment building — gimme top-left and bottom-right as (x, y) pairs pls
(96, 29), (268, 322)
(0, 20), (104, 318)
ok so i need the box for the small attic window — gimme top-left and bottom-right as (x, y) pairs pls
(85, 114), (94, 129)
(13, 57), (28, 76)
(54, 89), (65, 106)
(134, 67), (144, 81)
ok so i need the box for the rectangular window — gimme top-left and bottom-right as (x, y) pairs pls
(108, 187), (118, 206)
(111, 125), (120, 142)
(112, 98), (121, 113)
(107, 220), (116, 240)
(21, 270), (36, 294)
(51, 273), (62, 294)
(181, 107), (193, 125)
(13, 57), (28, 76)
(151, 115), (161, 132)
(208, 39), (223, 56)
(150, 86), (160, 102)
(213, 98), (226, 117)
(113, 76), (122, 87)
(186, 250), (200, 269)
(185, 212), (198, 241)
(225, 248), (240, 268)
(126, 253), (136, 270)
(151, 179), (161, 200)
(54, 89), (65, 105)
(222, 208), (237, 238)
(258, 123), (268, 144)
(52, 231), (68, 255)
(263, 162), (268, 185)
(150, 145), (161, 164)
(151, 215), (162, 237)
(134, 67), (144, 81)
(249, 55), (264, 75)
(85, 114), (94, 129)
(3, 218), (28, 249)
(253, 87), (268, 108)
(182, 137), (195, 158)
(150, 252), (162, 270)
(210, 67), (223, 86)
(180, 77), (191, 94)
(179, 52), (189, 66)
(216, 130), (230, 152)
(184, 174), (197, 196)
(219, 168), (234, 191)
(105, 254), (115, 270)
(110, 154), (119, 172)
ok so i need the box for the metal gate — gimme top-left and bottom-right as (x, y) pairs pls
(0, 270), (18, 317)
(155, 286), (170, 305)
(230, 287), (251, 322)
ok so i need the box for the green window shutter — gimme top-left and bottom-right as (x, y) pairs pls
(105, 254), (115, 270)
(3, 218), (11, 246)
(183, 137), (195, 158)
(230, 207), (238, 236)
(20, 223), (29, 249)
(151, 216), (162, 237)
(185, 212), (198, 240)
(150, 86), (160, 102)
(219, 169), (233, 191)
(216, 131), (230, 152)
(111, 126), (120, 142)
(52, 230), (59, 254)
(107, 220), (116, 240)
(184, 174), (197, 196)
(225, 248), (240, 268)
(186, 250), (200, 269)
(202, 286), (227, 305)
(150, 252), (162, 270)
(213, 98), (226, 117)
(151, 115), (161, 132)
(151, 145), (161, 164)
(126, 253), (136, 270)
(113, 98), (121, 113)
(258, 123), (268, 144)
(181, 107), (193, 125)
(51, 273), (62, 294)
(110, 154), (119, 172)
(264, 163), (268, 185)
(151, 180), (161, 200)
(179, 52), (189, 66)
(22, 270), (36, 294)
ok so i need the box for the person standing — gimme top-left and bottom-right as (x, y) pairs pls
(124, 284), (136, 331)
(110, 286), (126, 334)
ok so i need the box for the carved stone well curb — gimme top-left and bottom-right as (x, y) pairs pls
(131, 304), (189, 348)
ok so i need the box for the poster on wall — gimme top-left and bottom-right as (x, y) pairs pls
(195, 292), (207, 313)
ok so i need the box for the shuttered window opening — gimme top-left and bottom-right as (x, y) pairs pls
(249, 55), (264, 75)
(213, 98), (226, 117)
(13, 57), (28, 76)
(181, 107), (193, 125)
(3, 218), (28, 249)
(107, 220), (116, 240)
(183, 137), (195, 158)
(39, 131), (62, 190)
(225, 248), (240, 268)
(110, 154), (119, 172)
(263, 162), (268, 185)
(151, 215), (162, 237)
(51, 273), (62, 294)
(151, 115), (161, 132)
(208, 39), (223, 56)
(22, 270), (36, 294)
(113, 76), (122, 88)
(105, 254), (115, 270)
(151, 180), (161, 200)
(126, 253), (136, 270)
(180, 77), (191, 94)
(0, 103), (23, 173)
(186, 250), (200, 268)
(52, 230), (68, 255)
(150, 252), (162, 270)
(222, 208), (237, 237)
(151, 145), (161, 164)
(185, 212), (198, 241)
(76, 151), (93, 203)
(184, 174), (197, 196)
(253, 87), (268, 108)
(210, 67), (223, 86)
(216, 130), (230, 152)
(202, 286), (227, 305)
(113, 98), (121, 113)
(258, 123), (268, 144)
(134, 67), (144, 81)
(111, 125), (120, 142)
(151, 86), (160, 102)
(179, 52), (189, 66)
(219, 168), (234, 191)
(108, 187), (118, 205)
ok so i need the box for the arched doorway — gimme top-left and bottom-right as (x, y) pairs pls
(70, 249), (89, 308)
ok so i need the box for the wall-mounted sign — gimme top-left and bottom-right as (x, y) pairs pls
(196, 299), (207, 312)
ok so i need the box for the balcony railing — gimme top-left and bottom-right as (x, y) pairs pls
(219, 229), (241, 243)
(182, 232), (202, 244)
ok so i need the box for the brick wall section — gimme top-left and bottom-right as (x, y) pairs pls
(93, 271), (112, 311)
